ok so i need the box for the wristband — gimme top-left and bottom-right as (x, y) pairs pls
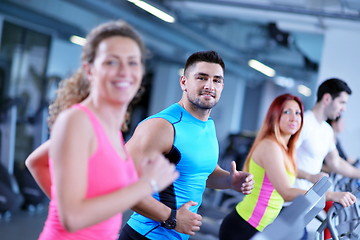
(149, 179), (159, 193)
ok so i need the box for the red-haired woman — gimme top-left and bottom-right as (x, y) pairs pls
(219, 93), (356, 240)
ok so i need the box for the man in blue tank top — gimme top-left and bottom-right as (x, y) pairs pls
(119, 50), (254, 240)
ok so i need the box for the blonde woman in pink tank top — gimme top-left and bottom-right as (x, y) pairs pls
(25, 20), (178, 240)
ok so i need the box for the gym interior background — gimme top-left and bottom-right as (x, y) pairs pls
(1, 0), (360, 239)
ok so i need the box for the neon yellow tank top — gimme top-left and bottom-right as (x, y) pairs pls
(236, 158), (295, 231)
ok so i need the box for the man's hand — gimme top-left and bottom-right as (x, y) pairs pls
(308, 172), (329, 184)
(175, 201), (202, 236)
(328, 191), (356, 208)
(229, 161), (254, 194)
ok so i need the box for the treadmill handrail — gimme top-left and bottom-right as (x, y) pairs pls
(251, 176), (331, 240)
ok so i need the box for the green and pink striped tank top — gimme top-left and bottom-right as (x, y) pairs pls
(236, 158), (295, 231)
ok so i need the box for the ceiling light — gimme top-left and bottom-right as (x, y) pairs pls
(248, 59), (276, 77)
(274, 76), (295, 89)
(70, 35), (86, 46)
(128, 0), (175, 23)
(297, 84), (312, 97)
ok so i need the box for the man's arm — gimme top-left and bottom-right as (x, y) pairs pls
(206, 161), (254, 194)
(325, 148), (360, 179)
(325, 191), (356, 207)
(126, 118), (202, 236)
(132, 196), (201, 235)
(296, 168), (328, 184)
(296, 160), (356, 207)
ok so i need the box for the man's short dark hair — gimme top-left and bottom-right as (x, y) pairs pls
(184, 50), (225, 76)
(316, 78), (352, 102)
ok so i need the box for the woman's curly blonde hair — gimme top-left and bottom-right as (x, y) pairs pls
(47, 69), (89, 130)
(47, 20), (147, 132)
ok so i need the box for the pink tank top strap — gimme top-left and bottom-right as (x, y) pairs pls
(72, 104), (106, 146)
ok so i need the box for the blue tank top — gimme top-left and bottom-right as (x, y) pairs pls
(127, 103), (219, 240)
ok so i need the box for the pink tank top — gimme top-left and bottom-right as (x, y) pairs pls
(39, 104), (138, 240)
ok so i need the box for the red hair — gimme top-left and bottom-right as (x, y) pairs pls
(243, 93), (304, 174)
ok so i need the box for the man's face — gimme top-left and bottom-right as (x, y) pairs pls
(326, 91), (349, 120)
(182, 62), (224, 110)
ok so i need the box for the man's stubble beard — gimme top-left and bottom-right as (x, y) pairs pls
(187, 94), (218, 110)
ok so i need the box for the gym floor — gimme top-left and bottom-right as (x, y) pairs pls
(0, 206), (47, 240)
